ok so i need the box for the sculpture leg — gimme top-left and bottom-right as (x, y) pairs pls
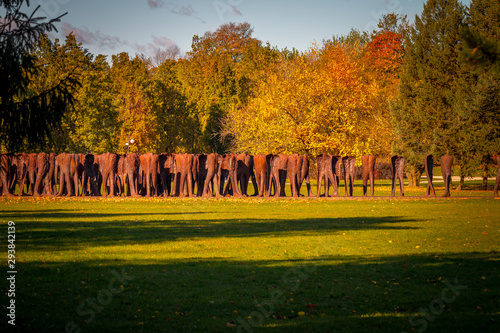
(362, 174), (368, 197)
(391, 157), (396, 197)
(349, 174), (354, 197)
(370, 172), (375, 196)
(443, 173), (451, 197)
(399, 174), (405, 197)
(425, 155), (435, 197)
(316, 172), (323, 197)
(332, 175), (339, 197)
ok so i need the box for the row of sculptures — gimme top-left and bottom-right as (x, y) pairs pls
(0, 152), (498, 198)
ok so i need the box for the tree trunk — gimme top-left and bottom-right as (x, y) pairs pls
(406, 166), (422, 187)
(482, 163), (489, 190)
(457, 175), (464, 191)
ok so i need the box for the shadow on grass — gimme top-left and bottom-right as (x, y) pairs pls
(8, 252), (499, 333)
(3, 210), (207, 218)
(10, 210), (420, 250)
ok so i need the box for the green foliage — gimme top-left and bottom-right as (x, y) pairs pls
(31, 34), (118, 153)
(75, 54), (119, 153)
(462, 0), (500, 73)
(176, 22), (279, 153)
(452, 0), (500, 180)
(146, 59), (200, 153)
(328, 28), (370, 47)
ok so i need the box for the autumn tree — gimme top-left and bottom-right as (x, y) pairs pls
(0, 0), (78, 152)
(111, 52), (158, 153)
(362, 29), (404, 157)
(222, 41), (384, 158)
(222, 21), (406, 160)
(177, 22), (279, 153)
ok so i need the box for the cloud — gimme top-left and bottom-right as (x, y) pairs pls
(151, 35), (177, 49)
(165, 2), (206, 24)
(232, 6), (242, 16)
(147, 1), (207, 23)
(147, 0), (164, 9)
(133, 35), (180, 57)
(60, 23), (126, 51)
(0, 16), (19, 31)
(59, 23), (180, 59)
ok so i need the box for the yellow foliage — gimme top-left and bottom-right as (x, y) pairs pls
(224, 41), (391, 158)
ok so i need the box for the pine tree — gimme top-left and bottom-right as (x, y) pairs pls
(391, 0), (467, 185)
(0, 0), (78, 152)
(455, 0), (500, 188)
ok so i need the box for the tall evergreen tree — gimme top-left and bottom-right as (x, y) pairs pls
(462, 0), (500, 72)
(391, 0), (467, 185)
(0, 0), (78, 152)
(455, 0), (500, 188)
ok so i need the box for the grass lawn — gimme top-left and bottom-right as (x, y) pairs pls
(1, 180), (499, 332)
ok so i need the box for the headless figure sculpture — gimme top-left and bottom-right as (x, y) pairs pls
(362, 154), (376, 197)
(342, 156), (356, 197)
(391, 155), (405, 197)
(440, 155), (453, 197)
(424, 155), (436, 197)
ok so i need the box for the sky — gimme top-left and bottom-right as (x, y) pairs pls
(26, 0), (471, 59)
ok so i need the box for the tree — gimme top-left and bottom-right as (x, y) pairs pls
(75, 53), (119, 153)
(111, 52), (158, 153)
(391, 0), (467, 186)
(455, 0), (500, 188)
(462, 0), (500, 73)
(29, 34), (117, 153)
(222, 41), (383, 158)
(177, 22), (278, 153)
(0, 0), (78, 152)
(362, 29), (404, 158)
(145, 58), (200, 153)
(376, 13), (411, 43)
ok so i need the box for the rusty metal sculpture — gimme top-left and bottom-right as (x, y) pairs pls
(391, 155), (405, 197)
(424, 154), (436, 197)
(342, 156), (356, 197)
(440, 155), (453, 197)
(316, 154), (332, 197)
(362, 154), (376, 197)
(299, 155), (312, 197)
(0, 153), (13, 196)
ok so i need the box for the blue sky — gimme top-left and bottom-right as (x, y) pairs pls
(29, 0), (470, 58)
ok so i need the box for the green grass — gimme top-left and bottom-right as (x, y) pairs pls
(1, 180), (499, 332)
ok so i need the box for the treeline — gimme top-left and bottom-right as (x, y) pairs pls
(1, 0), (499, 186)
(23, 21), (404, 157)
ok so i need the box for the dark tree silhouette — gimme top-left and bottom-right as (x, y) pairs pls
(0, 0), (79, 151)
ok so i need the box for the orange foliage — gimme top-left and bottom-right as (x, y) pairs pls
(363, 30), (404, 83)
(225, 31), (405, 158)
